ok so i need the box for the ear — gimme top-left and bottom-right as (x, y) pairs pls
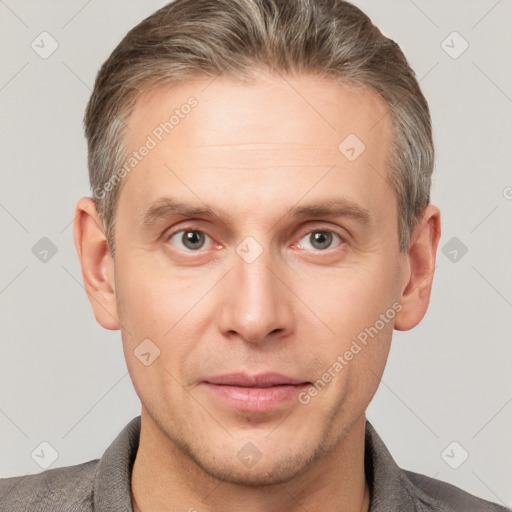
(395, 204), (441, 331)
(73, 197), (120, 330)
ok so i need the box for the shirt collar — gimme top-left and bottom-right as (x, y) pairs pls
(94, 416), (140, 511)
(364, 421), (422, 510)
(93, 415), (421, 511)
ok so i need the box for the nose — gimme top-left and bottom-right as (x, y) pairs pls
(218, 249), (294, 345)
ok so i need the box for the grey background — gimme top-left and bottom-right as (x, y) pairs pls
(1, 0), (511, 506)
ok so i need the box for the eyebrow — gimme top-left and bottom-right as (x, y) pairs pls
(142, 199), (219, 225)
(290, 200), (371, 224)
(141, 197), (372, 226)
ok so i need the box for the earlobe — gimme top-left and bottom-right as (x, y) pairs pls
(73, 197), (120, 330)
(394, 205), (441, 331)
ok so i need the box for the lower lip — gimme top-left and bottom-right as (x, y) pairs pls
(202, 383), (309, 412)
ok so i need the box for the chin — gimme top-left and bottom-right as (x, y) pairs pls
(183, 439), (325, 488)
(200, 456), (310, 488)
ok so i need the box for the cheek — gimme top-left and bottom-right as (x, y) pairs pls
(290, 258), (400, 400)
(115, 255), (196, 336)
(114, 258), (217, 378)
(116, 270), (201, 415)
(295, 262), (400, 339)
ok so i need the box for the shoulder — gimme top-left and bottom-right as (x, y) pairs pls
(0, 459), (98, 512)
(0, 416), (141, 511)
(403, 469), (511, 512)
(364, 419), (509, 511)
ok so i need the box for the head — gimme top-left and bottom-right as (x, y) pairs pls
(75, 0), (440, 487)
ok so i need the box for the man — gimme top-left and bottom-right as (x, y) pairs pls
(0, 0), (508, 510)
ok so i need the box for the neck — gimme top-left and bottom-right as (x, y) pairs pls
(131, 409), (370, 512)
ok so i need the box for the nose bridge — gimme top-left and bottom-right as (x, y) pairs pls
(219, 243), (292, 343)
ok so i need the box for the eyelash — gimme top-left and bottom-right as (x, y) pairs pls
(165, 226), (344, 253)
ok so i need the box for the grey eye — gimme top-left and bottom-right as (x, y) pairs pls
(169, 230), (210, 251)
(310, 231), (333, 250)
(297, 230), (341, 250)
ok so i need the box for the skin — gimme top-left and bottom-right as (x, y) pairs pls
(74, 74), (440, 512)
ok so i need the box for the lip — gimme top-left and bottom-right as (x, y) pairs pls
(202, 372), (310, 413)
(204, 372), (307, 387)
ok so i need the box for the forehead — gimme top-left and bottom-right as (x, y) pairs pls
(118, 75), (393, 227)
(127, 74), (390, 154)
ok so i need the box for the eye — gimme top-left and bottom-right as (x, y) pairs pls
(296, 230), (342, 251)
(168, 229), (213, 251)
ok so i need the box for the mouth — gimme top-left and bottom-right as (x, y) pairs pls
(201, 372), (311, 412)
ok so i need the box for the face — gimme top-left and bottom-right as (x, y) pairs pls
(108, 75), (409, 485)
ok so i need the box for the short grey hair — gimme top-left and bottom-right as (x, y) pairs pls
(85, 0), (434, 254)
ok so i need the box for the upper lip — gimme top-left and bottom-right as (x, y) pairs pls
(203, 372), (308, 387)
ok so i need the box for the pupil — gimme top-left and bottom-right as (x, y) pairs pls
(183, 231), (204, 249)
(312, 231), (331, 249)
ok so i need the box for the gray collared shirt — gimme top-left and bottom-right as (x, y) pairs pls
(1, 416), (509, 511)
